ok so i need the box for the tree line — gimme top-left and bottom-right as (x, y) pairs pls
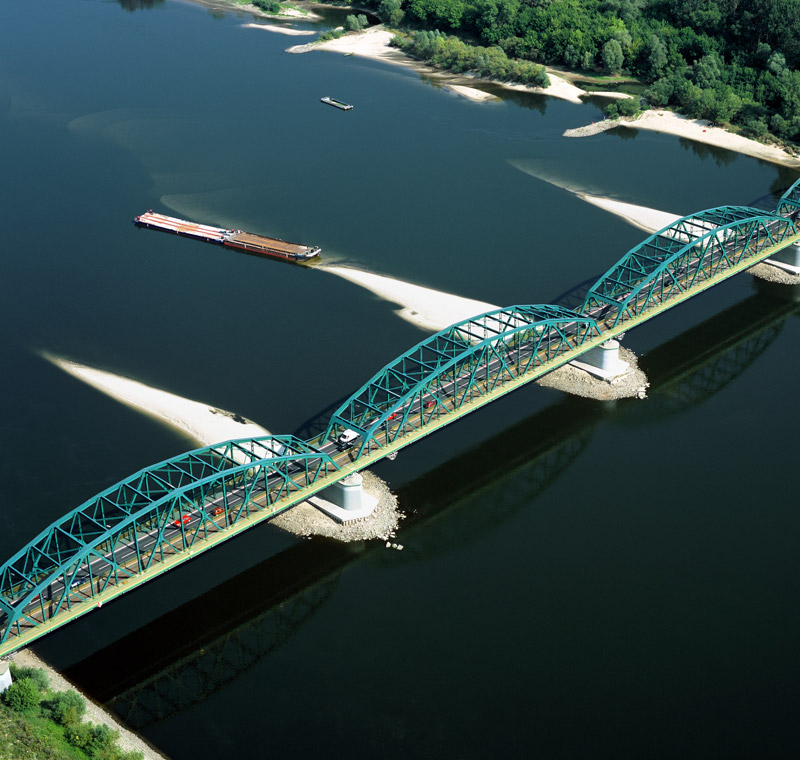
(351, 0), (800, 144)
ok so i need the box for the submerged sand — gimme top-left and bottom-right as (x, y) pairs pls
(320, 264), (499, 331)
(242, 22), (316, 36)
(44, 354), (269, 447)
(565, 109), (800, 168)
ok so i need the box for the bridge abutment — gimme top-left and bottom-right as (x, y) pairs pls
(309, 472), (378, 523)
(0, 662), (11, 693)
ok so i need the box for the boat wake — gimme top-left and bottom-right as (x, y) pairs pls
(42, 353), (270, 448)
(319, 265), (499, 332)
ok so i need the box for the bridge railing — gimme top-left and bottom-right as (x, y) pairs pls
(581, 207), (797, 327)
(0, 436), (340, 648)
(326, 305), (601, 458)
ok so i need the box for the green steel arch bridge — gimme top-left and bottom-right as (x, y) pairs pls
(2, 184), (800, 657)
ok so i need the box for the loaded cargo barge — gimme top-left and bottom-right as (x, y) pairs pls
(133, 211), (321, 263)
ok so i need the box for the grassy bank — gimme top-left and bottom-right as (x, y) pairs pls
(0, 664), (143, 760)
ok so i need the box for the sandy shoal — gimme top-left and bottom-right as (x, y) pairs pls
(242, 22), (315, 36)
(577, 194), (681, 234)
(566, 109), (800, 168)
(188, 0), (322, 20)
(445, 84), (500, 103)
(289, 27), (598, 105)
(45, 354), (269, 447)
(320, 265), (499, 332)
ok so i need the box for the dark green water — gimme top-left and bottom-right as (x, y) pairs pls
(1, 1), (799, 757)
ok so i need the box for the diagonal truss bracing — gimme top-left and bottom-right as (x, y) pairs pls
(777, 177), (800, 216)
(581, 206), (797, 327)
(325, 305), (600, 457)
(0, 436), (338, 647)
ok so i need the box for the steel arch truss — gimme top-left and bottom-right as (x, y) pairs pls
(581, 206), (796, 327)
(0, 436), (337, 647)
(326, 305), (599, 457)
(778, 178), (800, 216)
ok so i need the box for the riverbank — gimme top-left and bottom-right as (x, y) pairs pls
(287, 26), (623, 105)
(564, 109), (800, 168)
(185, 0), (323, 21)
(6, 649), (168, 760)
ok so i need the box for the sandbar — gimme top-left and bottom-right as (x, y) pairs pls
(445, 84), (500, 103)
(44, 354), (270, 448)
(242, 22), (316, 36)
(566, 109), (800, 168)
(320, 264), (499, 332)
(289, 27), (608, 105)
(577, 193), (681, 234)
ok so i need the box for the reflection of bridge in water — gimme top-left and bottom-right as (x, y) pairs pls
(62, 280), (799, 729)
(3, 185), (800, 655)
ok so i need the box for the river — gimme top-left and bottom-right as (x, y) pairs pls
(1, 1), (798, 757)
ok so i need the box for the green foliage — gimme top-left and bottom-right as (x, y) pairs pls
(379, 0), (800, 143)
(618, 95), (640, 116)
(3, 678), (42, 713)
(345, 13), (369, 31)
(377, 0), (404, 26)
(602, 39), (624, 73)
(0, 664), (143, 760)
(45, 690), (86, 727)
(253, 0), (281, 12)
(318, 29), (344, 41)
(397, 29), (549, 86)
(10, 665), (50, 693)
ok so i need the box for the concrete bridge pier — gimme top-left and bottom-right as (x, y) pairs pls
(570, 339), (632, 380)
(765, 242), (800, 273)
(537, 338), (649, 400)
(309, 472), (378, 523)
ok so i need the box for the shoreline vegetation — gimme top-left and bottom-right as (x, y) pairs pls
(1, 653), (166, 760)
(289, 24), (800, 167)
(196, 0), (800, 167)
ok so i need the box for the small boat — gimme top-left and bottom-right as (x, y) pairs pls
(321, 96), (354, 111)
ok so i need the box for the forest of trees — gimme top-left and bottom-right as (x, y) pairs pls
(358, 0), (800, 144)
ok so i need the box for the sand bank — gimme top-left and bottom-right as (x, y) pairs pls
(445, 84), (500, 103)
(577, 193), (681, 234)
(242, 22), (315, 36)
(584, 91), (633, 100)
(189, 0), (322, 21)
(288, 27), (617, 105)
(320, 264), (498, 332)
(566, 109), (800, 167)
(43, 354), (269, 447)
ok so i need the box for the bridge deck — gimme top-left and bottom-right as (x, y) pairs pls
(1, 209), (798, 656)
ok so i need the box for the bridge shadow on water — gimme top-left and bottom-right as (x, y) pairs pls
(62, 278), (800, 730)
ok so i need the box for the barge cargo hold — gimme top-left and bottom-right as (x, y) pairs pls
(133, 211), (321, 263)
(321, 96), (353, 111)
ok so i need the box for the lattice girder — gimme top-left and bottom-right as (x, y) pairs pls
(581, 207), (796, 326)
(778, 178), (800, 216)
(326, 305), (599, 456)
(0, 436), (337, 645)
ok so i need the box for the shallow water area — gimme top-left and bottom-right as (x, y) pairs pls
(1, 1), (799, 758)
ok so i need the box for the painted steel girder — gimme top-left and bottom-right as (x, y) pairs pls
(326, 305), (599, 453)
(778, 177), (800, 216)
(582, 209), (795, 324)
(582, 206), (777, 307)
(0, 437), (337, 644)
